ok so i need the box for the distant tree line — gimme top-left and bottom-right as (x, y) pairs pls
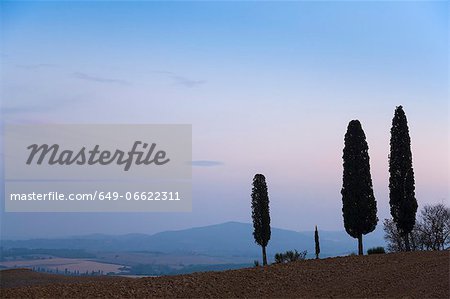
(0, 248), (95, 261)
(31, 267), (104, 276)
(127, 263), (252, 276)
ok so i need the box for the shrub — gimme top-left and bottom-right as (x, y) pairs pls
(274, 250), (307, 264)
(367, 246), (386, 254)
(274, 253), (284, 264)
(253, 260), (260, 267)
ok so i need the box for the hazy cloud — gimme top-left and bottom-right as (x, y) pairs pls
(171, 75), (205, 87)
(16, 63), (57, 70)
(191, 160), (223, 167)
(153, 71), (205, 88)
(72, 72), (130, 85)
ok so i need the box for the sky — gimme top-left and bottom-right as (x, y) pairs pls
(0, 1), (448, 239)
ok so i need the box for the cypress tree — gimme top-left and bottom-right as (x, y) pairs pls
(314, 225), (320, 259)
(251, 174), (271, 266)
(389, 106), (417, 251)
(341, 120), (378, 255)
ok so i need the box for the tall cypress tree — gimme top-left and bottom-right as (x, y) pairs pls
(389, 106), (417, 251)
(341, 120), (378, 255)
(251, 174), (271, 266)
(314, 225), (320, 259)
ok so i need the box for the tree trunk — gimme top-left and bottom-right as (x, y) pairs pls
(315, 253), (319, 259)
(404, 233), (410, 251)
(358, 234), (363, 255)
(409, 232), (415, 251)
(262, 246), (267, 266)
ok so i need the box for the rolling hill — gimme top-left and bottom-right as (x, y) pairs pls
(1, 221), (385, 259)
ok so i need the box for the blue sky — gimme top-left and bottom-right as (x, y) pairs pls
(0, 1), (448, 238)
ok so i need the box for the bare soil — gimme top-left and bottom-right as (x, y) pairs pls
(1, 251), (448, 298)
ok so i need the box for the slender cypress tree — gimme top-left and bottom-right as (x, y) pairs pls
(314, 225), (320, 259)
(251, 174), (271, 266)
(341, 120), (378, 255)
(389, 106), (417, 251)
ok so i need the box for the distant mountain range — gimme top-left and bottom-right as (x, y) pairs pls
(1, 222), (386, 258)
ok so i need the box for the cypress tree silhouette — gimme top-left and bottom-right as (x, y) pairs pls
(314, 225), (320, 259)
(389, 106), (417, 251)
(341, 120), (378, 255)
(251, 174), (271, 266)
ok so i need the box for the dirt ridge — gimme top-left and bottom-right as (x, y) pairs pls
(1, 251), (448, 298)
